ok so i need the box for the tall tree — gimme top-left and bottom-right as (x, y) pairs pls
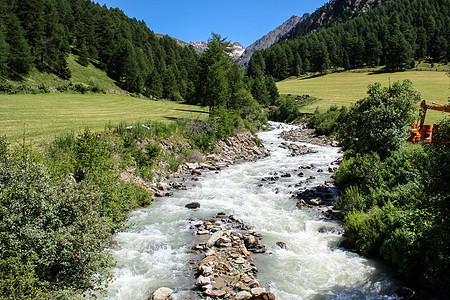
(195, 33), (233, 113)
(4, 14), (32, 76)
(385, 32), (414, 70)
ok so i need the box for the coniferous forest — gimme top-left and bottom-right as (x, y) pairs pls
(0, 0), (199, 100)
(248, 0), (449, 80)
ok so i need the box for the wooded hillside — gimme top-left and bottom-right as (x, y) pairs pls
(0, 0), (199, 100)
(248, 0), (449, 80)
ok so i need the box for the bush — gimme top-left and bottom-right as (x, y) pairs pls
(268, 97), (301, 122)
(338, 80), (420, 158)
(0, 147), (114, 297)
(307, 105), (347, 136)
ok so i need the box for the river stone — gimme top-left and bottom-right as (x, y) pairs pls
(158, 182), (170, 191)
(310, 198), (324, 206)
(191, 169), (202, 176)
(264, 292), (276, 300)
(244, 235), (258, 248)
(196, 275), (211, 286)
(276, 241), (287, 249)
(150, 287), (173, 300)
(235, 291), (252, 300)
(206, 230), (224, 248)
(251, 287), (266, 298)
(200, 264), (213, 275)
(185, 202), (200, 209)
(205, 290), (227, 297)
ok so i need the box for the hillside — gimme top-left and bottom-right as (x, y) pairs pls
(4, 54), (123, 92)
(239, 14), (310, 67)
(1, 93), (207, 145)
(281, 0), (385, 41)
(248, 0), (449, 81)
(0, 0), (199, 100)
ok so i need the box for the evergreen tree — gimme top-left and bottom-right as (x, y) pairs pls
(385, 32), (414, 70)
(250, 76), (270, 106)
(365, 32), (382, 67)
(77, 42), (90, 67)
(196, 33), (232, 113)
(5, 14), (32, 76)
(145, 70), (163, 99)
(0, 26), (9, 78)
(310, 41), (330, 74)
(265, 76), (279, 105)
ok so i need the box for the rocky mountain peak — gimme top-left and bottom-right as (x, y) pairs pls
(239, 13), (310, 67)
(188, 41), (246, 58)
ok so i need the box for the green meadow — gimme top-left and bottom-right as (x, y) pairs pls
(277, 71), (449, 124)
(0, 93), (208, 144)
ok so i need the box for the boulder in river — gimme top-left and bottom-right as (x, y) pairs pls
(150, 287), (173, 300)
(244, 235), (259, 248)
(236, 291), (252, 300)
(185, 202), (200, 209)
(276, 241), (287, 249)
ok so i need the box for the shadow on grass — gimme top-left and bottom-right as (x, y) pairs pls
(296, 73), (328, 81)
(172, 108), (209, 114)
(368, 68), (407, 75)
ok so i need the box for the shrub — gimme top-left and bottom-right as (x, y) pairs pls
(307, 105), (347, 136)
(338, 80), (420, 158)
(268, 97), (301, 122)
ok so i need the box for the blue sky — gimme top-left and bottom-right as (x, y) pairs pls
(94, 0), (328, 47)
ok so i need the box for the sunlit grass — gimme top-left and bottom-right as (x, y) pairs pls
(0, 93), (208, 145)
(277, 70), (449, 124)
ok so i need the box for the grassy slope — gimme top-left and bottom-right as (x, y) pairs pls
(7, 54), (123, 91)
(277, 71), (449, 124)
(0, 93), (207, 145)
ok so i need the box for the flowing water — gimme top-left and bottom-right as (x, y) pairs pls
(104, 123), (400, 300)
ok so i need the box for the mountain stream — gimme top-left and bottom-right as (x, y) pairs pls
(104, 123), (400, 299)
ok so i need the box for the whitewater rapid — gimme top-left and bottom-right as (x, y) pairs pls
(104, 122), (400, 299)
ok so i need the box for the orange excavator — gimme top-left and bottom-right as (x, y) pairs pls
(408, 100), (450, 143)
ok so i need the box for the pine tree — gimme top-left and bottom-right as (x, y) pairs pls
(0, 26), (9, 78)
(77, 42), (90, 67)
(385, 32), (414, 70)
(265, 76), (279, 106)
(196, 33), (232, 113)
(5, 14), (32, 76)
(250, 76), (270, 106)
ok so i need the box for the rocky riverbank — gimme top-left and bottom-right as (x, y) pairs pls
(278, 124), (339, 147)
(120, 130), (270, 198)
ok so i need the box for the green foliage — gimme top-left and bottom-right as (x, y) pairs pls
(2, 0), (199, 97)
(307, 105), (347, 136)
(268, 97), (302, 123)
(338, 80), (420, 158)
(0, 145), (114, 297)
(194, 33), (267, 132)
(337, 115), (450, 296)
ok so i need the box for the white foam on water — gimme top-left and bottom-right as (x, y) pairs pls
(103, 122), (400, 299)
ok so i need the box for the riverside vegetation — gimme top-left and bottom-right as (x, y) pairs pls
(0, 115), (267, 299)
(0, 29), (268, 298)
(304, 80), (450, 298)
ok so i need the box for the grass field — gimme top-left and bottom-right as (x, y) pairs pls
(277, 70), (449, 124)
(0, 93), (208, 145)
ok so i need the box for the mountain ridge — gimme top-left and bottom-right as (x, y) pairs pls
(280, 0), (386, 41)
(239, 13), (310, 67)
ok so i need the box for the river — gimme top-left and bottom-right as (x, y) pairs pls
(104, 122), (400, 299)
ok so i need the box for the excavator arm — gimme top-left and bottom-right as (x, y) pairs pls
(418, 100), (450, 130)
